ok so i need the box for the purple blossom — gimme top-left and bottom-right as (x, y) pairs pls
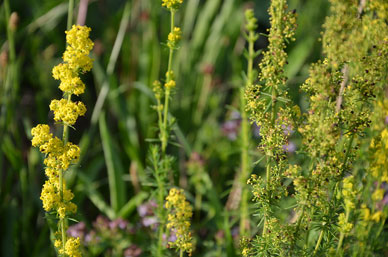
(124, 245), (142, 257)
(84, 230), (99, 244)
(222, 111), (242, 141)
(142, 216), (158, 227)
(67, 222), (86, 239)
(137, 200), (157, 217)
(93, 215), (110, 230)
(385, 116), (388, 125)
(109, 218), (128, 230)
(282, 124), (294, 136)
(222, 120), (240, 140)
(283, 142), (297, 153)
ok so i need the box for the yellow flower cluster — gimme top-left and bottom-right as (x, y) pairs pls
(360, 204), (383, 223)
(165, 188), (194, 256)
(342, 176), (356, 210)
(31, 25), (93, 257)
(167, 27), (181, 49)
(162, 0), (183, 9)
(31, 124), (81, 171)
(338, 213), (353, 234)
(40, 180), (77, 218)
(65, 237), (82, 257)
(164, 71), (176, 88)
(52, 25), (93, 95)
(54, 237), (82, 257)
(63, 25), (94, 72)
(50, 99), (86, 126)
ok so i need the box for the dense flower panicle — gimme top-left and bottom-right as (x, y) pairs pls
(65, 237), (82, 257)
(165, 188), (194, 256)
(52, 64), (85, 95)
(64, 25), (94, 72)
(31, 124), (53, 147)
(161, 0), (183, 9)
(31, 25), (93, 257)
(50, 99), (86, 126)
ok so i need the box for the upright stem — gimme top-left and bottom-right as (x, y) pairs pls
(263, 86), (277, 235)
(157, 8), (176, 256)
(59, 94), (71, 252)
(161, 9), (176, 155)
(67, 0), (75, 30)
(336, 207), (350, 255)
(313, 229), (324, 256)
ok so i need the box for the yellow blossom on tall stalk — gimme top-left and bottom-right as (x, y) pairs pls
(165, 188), (194, 256)
(150, 1), (184, 256)
(31, 25), (93, 257)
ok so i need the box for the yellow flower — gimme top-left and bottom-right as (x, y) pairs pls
(338, 212), (353, 233)
(162, 0), (183, 9)
(165, 188), (194, 255)
(31, 124), (52, 147)
(49, 99), (86, 126)
(40, 180), (60, 212)
(64, 25), (94, 72)
(167, 27), (182, 48)
(371, 211), (383, 222)
(52, 63), (85, 95)
(164, 80), (176, 89)
(65, 237), (82, 257)
(372, 188), (384, 202)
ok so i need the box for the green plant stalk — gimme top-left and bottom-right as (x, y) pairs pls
(180, 249), (183, 257)
(313, 229), (324, 256)
(59, 94), (71, 253)
(336, 206), (350, 255)
(263, 87), (277, 235)
(239, 28), (254, 237)
(161, 9), (176, 155)
(156, 8), (177, 255)
(155, 164), (165, 257)
(67, 0), (74, 30)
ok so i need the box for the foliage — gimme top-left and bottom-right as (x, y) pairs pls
(1, 0), (387, 257)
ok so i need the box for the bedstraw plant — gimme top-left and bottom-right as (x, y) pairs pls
(242, 0), (388, 256)
(149, 0), (194, 256)
(31, 25), (93, 257)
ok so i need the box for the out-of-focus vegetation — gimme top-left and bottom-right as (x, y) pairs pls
(8, 0), (383, 256)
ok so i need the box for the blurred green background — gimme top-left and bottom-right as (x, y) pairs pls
(0, 0), (328, 256)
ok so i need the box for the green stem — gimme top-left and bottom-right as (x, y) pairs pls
(180, 249), (184, 257)
(313, 229), (324, 256)
(67, 0), (75, 30)
(263, 82), (278, 234)
(161, 88), (171, 155)
(153, 152), (165, 257)
(161, 9), (176, 155)
(59, 94), (71, 252)
(336, 207), (350, 255)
